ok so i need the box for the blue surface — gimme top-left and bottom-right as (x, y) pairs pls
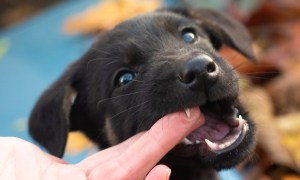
(0, 1), (242, 178)
(0, 0), (98, 162)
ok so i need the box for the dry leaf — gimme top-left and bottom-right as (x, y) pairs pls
(63, 0), (161, 34)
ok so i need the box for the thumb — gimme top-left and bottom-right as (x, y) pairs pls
(145, 164), (171, 180)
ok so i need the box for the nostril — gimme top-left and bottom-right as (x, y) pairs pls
(207, 62), (217, 74)
(178, 55), (219, 88)
(178, 72), (196, 84)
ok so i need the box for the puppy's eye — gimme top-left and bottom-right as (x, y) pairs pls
(181, 29), (196, 43)
(117, 71), (136, 87)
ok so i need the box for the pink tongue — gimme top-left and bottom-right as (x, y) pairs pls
(186, 114), (231, 142)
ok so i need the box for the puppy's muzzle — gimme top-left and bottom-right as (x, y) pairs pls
(178, 54), (219, 90)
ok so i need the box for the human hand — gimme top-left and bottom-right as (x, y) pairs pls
(0, 107), (204, 180)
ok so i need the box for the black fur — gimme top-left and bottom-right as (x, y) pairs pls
(29, 8), (256, 179)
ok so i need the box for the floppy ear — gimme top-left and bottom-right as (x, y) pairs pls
(29, 63), (78, 158)
(162, 8), (256, 61)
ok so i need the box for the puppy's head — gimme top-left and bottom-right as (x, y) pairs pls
(29, 8), (255, 170)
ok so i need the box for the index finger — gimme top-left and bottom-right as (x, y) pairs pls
(118, 107), (204, 178)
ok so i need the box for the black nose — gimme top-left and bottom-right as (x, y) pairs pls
(178, 54), (219, 89)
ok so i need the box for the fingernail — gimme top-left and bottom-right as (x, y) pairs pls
(166, 168), (171, 180)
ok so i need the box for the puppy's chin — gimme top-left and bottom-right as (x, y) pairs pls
(158, 105), (255, 170)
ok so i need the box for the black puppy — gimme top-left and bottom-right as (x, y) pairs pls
(29, 8), (256, 179)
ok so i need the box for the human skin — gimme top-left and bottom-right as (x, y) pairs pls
(0, 107), (204, 180)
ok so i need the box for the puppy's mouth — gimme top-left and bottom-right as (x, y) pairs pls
(170, 104), (249, 157)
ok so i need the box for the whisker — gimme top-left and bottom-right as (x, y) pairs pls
(131, 79), (145, 83)
(86, 57), (115, 69)
(101, 60), (120, 68)
(128, 101), (152, 130)
(231, 62), (246, 71)
(90, 47), (113, 56)
(231, 62), (280, 72)
(223, 50), (241, 61)
(110, 100), (151, 120)
(97, 91), (148, 108)
(242, 71), (279, 75)
(240, 76), (274, 80)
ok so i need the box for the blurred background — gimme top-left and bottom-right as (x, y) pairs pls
(0, 0), (300, 179)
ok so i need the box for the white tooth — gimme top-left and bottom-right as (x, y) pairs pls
(238, 118), (245, 130)
(243, 123), (249, 131)
(233, 108), (239, 117)
(232, 115), (245, 132)
(185, 108), (191, 118)
(219, 144), (226, 149)
(182, 138), (193, 145)
(225, 141), (231, 147)
(205, 139), (219, 151)
(196, 140), (201, 144)
(238, 115), (244, 120)
(205, 127), (244, 152)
